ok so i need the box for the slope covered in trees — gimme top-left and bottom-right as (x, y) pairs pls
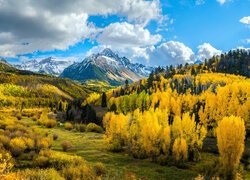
(0, 60), (92, 108)
(93, 50), (250, 179)
(149, 49), (249, 80)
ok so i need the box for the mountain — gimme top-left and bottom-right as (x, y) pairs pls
(0, 58), (16, 72)
(14, 57), (74, 76)
(0, 59), (92, 107)
(60, 48), (153, 86)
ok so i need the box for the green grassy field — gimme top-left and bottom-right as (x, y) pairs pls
(20, 116), (197, 179)
(18, 115), (250, 180)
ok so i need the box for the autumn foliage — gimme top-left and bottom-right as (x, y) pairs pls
(216, 116), (246, 178)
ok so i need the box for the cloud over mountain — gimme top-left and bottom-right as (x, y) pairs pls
(97, 22), (162, 48)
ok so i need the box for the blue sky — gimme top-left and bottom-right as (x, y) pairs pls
(0, 0), (249, 66)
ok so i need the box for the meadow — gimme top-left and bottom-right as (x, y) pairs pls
(0, 107), (250, 179)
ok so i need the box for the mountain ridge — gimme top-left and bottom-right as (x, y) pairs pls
(14, 57), (74, 76)
(60, 48), (153, 86)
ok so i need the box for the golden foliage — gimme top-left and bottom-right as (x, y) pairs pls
(216, 116), (246, 176)
(82, 92), (101, 106)
(0, 152), (13, 177)
(172, 137), (188, 161)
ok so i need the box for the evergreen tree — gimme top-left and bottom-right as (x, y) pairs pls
(58, 101), (63, 111)
(101, 92), (107, 107)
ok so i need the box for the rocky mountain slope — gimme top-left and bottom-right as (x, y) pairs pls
(60, 48), (152, 85)
(14, 57), (74, 76)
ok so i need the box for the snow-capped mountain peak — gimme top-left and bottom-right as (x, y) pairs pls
(60, 48), (153, 85)
(14, 57), (74, 76)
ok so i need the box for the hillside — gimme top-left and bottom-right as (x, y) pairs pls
(82, 51), (250, 179)
(161, 49), (250, 78)
(0, 60), (92, 108)
(60, 48), (152, 86)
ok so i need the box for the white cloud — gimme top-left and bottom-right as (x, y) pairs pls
(118, 0), (161, 26)
(197, 43), (222, 61)
(217, 0), (226, 5)
(0, 0), (162, 57)
(146, 41), (196, 66)
(86, 41), (195, 67)
(97, 22), (162, 48)
(240, 16), (250, 25)
(216, 0), (233, 5)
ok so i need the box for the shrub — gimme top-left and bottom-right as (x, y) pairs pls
(35, 149), (84, 168)
(53, 134), (59, 140)
(216, 116), (245, 179)
(0, 151), (13, 176)
(12, 168), (64, 180)
(64, 122), (73, 131)
(23, 138), (34, 150)
(37, 137), (52, 150)
(61, 164), (97, 180)
(0, 135), (10, 148)
(16, 114), (22, 120)
(31, 116), (37, 121)
(93, 162), (107, 176)
(86, 123), (103, 133)
(45, 119), (57, 128)
(61, 141), (72, 152)
(9, 137), (27, 156)
(76, 124), (86, 132)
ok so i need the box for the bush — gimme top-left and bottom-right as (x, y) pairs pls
(16, 114), (22, 120)
(35, 149), (84, 168)
(61, 164), (97, 180)
(0, 135), (10, 148)
(12, 168), (64, 180)
(45, 119), (57, 128)
(53, 134), (59, 140)
(23, 137), (35, 150)
(64, 122), (73, 131)
(0, 151), (13, 175)
(86, 123), (103, 133)
(61, 141), (72, 152)
(76, 124), (86, 132)
(9, 137), (27, 156)
(31, 116), (37, 121)
(37, 137), (52, 150)
(93, 162), (107, 176)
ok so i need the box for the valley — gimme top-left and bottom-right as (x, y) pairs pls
(0, 48), (250, 179)
(1, 0), (250, 179)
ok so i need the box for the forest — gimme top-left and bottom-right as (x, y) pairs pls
(0, 49), (250, 179)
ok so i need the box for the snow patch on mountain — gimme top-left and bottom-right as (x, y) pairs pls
(14, 57), (74, 75)
(60, 48), (153, 85)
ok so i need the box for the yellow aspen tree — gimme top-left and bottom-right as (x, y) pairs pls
(128, 109), (146, 158)
(172, 137), (188, 161)
(216, 116), (245, 179)
(161, 125), (171, 156)
(140, 110), (162, 159)
(172, 113), (207, 161)
(171, 115), (182, 140)
(103, 112), (129, 151)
